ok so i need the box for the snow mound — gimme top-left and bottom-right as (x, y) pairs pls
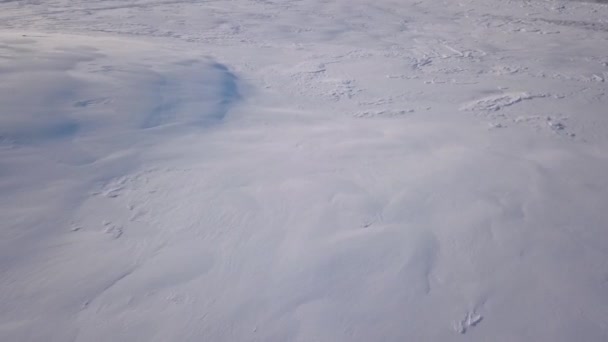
(0, 35), (243, 341)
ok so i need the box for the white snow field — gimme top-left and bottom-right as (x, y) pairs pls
(1, 0), (608, 341)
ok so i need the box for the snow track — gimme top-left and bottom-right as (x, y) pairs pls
(1, 0), (608, 341)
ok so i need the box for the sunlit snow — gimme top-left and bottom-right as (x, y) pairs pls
(1, 0), (608, 341)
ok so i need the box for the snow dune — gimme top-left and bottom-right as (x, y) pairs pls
(1, 0), (608, 341)
(0, 35), (242, 340)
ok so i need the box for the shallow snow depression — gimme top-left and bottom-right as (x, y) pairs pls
(1, 0), (608, 341)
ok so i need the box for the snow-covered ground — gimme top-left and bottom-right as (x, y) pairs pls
(1, 0), (608, 341)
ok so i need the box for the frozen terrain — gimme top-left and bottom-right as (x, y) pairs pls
(1, 0), (608, 341)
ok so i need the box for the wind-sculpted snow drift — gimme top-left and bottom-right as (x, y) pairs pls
(0, 35), (244, 341)
(1, 0), (608, 341)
